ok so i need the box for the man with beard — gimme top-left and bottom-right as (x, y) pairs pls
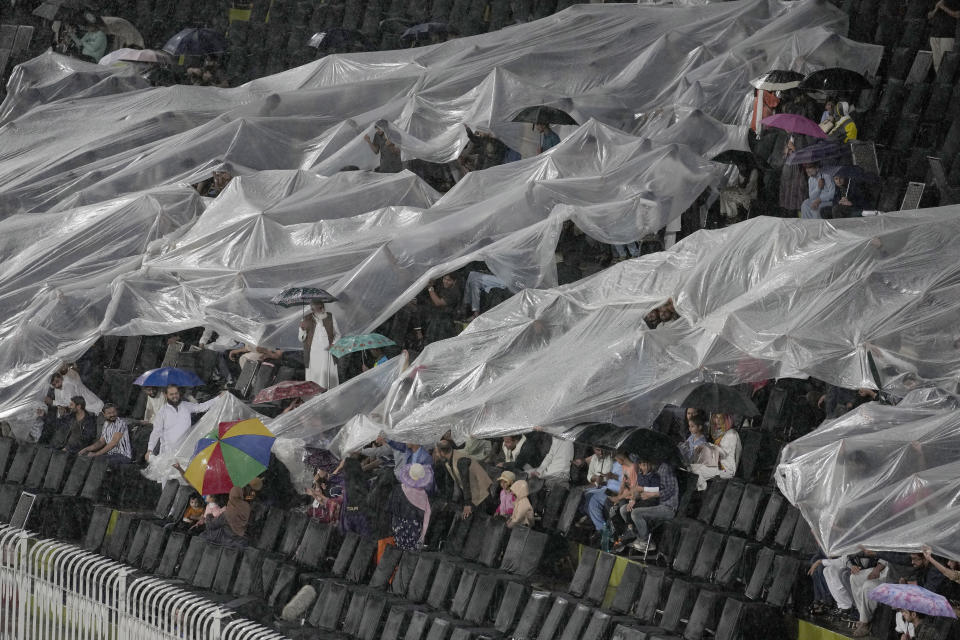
(145, 385), (222, 461)
(53, 396), (98, 453)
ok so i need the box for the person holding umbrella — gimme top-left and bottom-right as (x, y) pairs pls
(536, 122), (560, 153)
(364, 120), (403, 173)
(299, 298), (341, 390)
(145, 384), (224, 461)
(800, 162), (835, 219)
(67, 14), (107, 63)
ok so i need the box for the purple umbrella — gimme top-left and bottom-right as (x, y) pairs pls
(761, 114), (828, 139)
(785, 140), (852, 165)
(868, 584), (957, 618)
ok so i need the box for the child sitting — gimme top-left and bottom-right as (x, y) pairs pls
(507, 479), (534, 528)
(181, 494), (205, 530)
(494, 471), (516, 518)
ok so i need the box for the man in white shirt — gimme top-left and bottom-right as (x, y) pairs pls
(199, 326), (245, 385)
(50, 369), (104, 415)
(145, 385), (222, 461)
(528, 433), (574, 487)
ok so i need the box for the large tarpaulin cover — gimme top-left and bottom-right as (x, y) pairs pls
(0, 0), (885, 441)
(777, 389), (960, 559)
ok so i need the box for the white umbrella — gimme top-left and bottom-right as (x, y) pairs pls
(101, 16), (145, 49)
(99, 48), (172, 66)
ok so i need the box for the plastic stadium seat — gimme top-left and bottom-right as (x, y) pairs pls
(586, 551), (617, 604)
(140, 522), (169, 572)
(878, 78), (907, 114)
(369, 545), (404, 590)
(391, 551), (420, 597)
(152, 479), (179, 519)
(103, 510), (139, 561)
(696, 479), (727, 523)
(744, 547), (775, 601)
(683, 587), (727, 640)
(23, 446), (52, 489)
(714, 535), (748, 588)
(310, 580), (351, 630)
(569, 547), (600, 597)
(711, 481), (744, 531)
(268, 562), (299, 609)
(408, 554), (440, 603)
(557, 486), (585, 535)
(213, 546), (242, 594)
(765, 553), (802, 608)
(499, 526), (547, 576)
(0, 438), (15, 479)
(559, 603), (595, 640)
(634, 566), (668, 624)
(232, 547), (265, 597)
(5, 443), (36, 484)
(754, 491), (783, 543)
(773, 505), (800, 549)
(659, 578), (699, 633)
(192, 542), (224, 589)
(293, 520), (334, 569)
(345, 536), (377, 583)
(538, 594), (575, 640)
(690, 530), (725, 581)
(83, 504), (112, 552)
(278, 511), (309, 557)
(125, 519), (151, 566)
(512, 591), (553, 640)
(42, 449), (70, 493)
(731, 483), (764, 536)
(672, 520), (706, 575)
(177, 535), (208, 583)
(903, 82), (931, 116)
(494, 580), (530, 633)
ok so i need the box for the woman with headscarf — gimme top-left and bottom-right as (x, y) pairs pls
(203, 486), (251, 548)
(689, 413), (742, 489)
(825, 102), (858, 143)
(389, 463), (433, 551)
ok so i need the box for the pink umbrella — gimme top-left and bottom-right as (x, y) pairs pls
(868, 583), (957, 618)
(760, 113), (828, 139)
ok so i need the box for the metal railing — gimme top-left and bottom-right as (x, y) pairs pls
(0, 526), (286, 640)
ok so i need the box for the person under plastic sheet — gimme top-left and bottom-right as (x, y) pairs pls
(461, 125), (513, 172)
(800, 163), (835, 220)
(435, 440), (495, 520)
(821, 174), (870, 220)
(193, 170), (233, 198)
(77, 403), (132, 466)
(49, 366), (104, 416)
(299, 299), (341, 391)
(719, 162), (759, 224)
(527, 432), (574, 488)
(462, 270), (508, 319)
(65, 19), (107, 64)
(823, 102), (858, 144)
(535, 123), (561, 154)
(389, 463), (432, 551)
(495, 433), (546, 473)
(364, 120), (403, 174)
(614, 456), (678, 555)
(146, 385), (222, 460)
(844, 550), (938, 638)
(687, 413), (741, 491)
(422, 274), (462, 344)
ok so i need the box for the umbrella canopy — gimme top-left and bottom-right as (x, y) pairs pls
(785, 140), (852, 166)
(750, 69), (804, 91)
(400, 22), (454, 42)
(329, 333), (396, 358)
(711, 149), (761, 168)
(133, 366), (205, 388)
(184, 418), (276, 495)
(162, 28), (227, 56)
(679, 383), (759, 417)
(252, 380), (324, 405)
(869, 584), (957, 618)
(512, 105), (578, 126)
(832, 164), (881, 181)
(99, 48), (171, 65)
(565, 423), (683, 467)
(307, 28), (367, 50)
(33, 0), (92, 21)
(270, 287), (338, 307)
(761, 113), (829, 139)
(801, 68), (872, 93)
(101, 16), (145, 48)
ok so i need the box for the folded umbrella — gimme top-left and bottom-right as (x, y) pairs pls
(163, 28), (227, 56)
(785, 140), (852, 166)
(750, 69), (805, 91)
(679, 382), (760, 417)
(270, 286), (338, 307)
(512, 105), (578, 126)
(252, 380), (324, 405)
(868, 584), (957, 618)
(184, 418), (276, 495)
(134, 366), (205, 388)
(761, 113), (828, 139)
(801, 68), (872, 93)
(329, 333), (396, 359)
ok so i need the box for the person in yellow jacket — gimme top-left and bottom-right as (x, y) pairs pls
(825, 101), (858, 143)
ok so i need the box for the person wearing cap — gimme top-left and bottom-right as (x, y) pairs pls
(389, 463), (433, 550)
(364, 120), (403, 173)
(494, 470), (516, 517)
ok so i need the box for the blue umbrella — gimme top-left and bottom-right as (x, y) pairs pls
(162, 28), (227, 56)
(134, 367), (205, 388)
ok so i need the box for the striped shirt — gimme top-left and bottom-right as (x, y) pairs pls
(100, 418), (132, 459)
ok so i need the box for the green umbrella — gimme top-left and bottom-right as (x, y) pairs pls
(329, 333), (396, 358)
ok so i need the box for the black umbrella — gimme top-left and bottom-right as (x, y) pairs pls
(512, 105), (578, 126)
(307, 28), (367, 51)
(750, 70), (805, 91)
(270, 287), (338, 307)
(711, 149), (762, 168)
(679, 383), (760, 417)
(33, 0), (95, 21)
(800, 68), (872, 93)
(569, 423), (683, 467)
(832, 164), (881, 182)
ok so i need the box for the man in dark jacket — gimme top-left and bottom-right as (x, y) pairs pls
(496, 433), (545, 472)
(52, 396), (97, 453)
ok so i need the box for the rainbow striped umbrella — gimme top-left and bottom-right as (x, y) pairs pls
(184, 418), (275, 495)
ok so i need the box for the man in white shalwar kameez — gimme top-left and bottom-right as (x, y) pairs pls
(298, 299), (341, 390)
(51, 366), (104, 415)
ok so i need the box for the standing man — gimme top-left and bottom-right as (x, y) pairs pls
(79, 403), (133, 465)
(436, 440), (494, 519)
(364, 120), (403, 173)
(145, 385), (221, 461)
(929, 0), (960, 71)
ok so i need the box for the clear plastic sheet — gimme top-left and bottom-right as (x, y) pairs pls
(777, 389), (960, 558)
(344, 210), (960, 448)
(0, 1), (884, 440)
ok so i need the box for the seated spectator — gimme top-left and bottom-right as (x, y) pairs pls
(848, 547), (913, 637)
(607, 449), (638, 542)
(528, 433), (574, 487)
(536, 122), (560, 153)
(389, 463), (433, 551)
(185, 56), (228, 88)
(824, 102), (857, 143)
(611, 242), (640, 262)
(497, 433), (545, 472)
(719, 161), (759, 223)
(581, 452), (622, 537)
(52, 396), (98, 453)
(463, 271), (507, 319)
(822, 554), (859, 621)
(50, 366), (104, 415)
(900, 609), (939, 640)
(67, 18), (107, 63)
(179, 494), (205, 531)
(824, 174), (869, 219)
(889, 548), (950, 638)
(800, 163), (835, 219)
(306, 469), (340, 523)
(820, 100), (835, 125)
(575, 447), (615, 489)
(203, 486), (251, 548)
(143, 386), (166, 423)
(77, 403), (132, 465)
(495, 470), (516, 517)
(689, 413), (742, 490)
(507, 479), (534, 528)
(678, 413), (708, 464)
(422, 275), (462, 343)
(460, 436), (492, 462)
(435, 440), (494, 519)
(622, 458), (678, 554)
